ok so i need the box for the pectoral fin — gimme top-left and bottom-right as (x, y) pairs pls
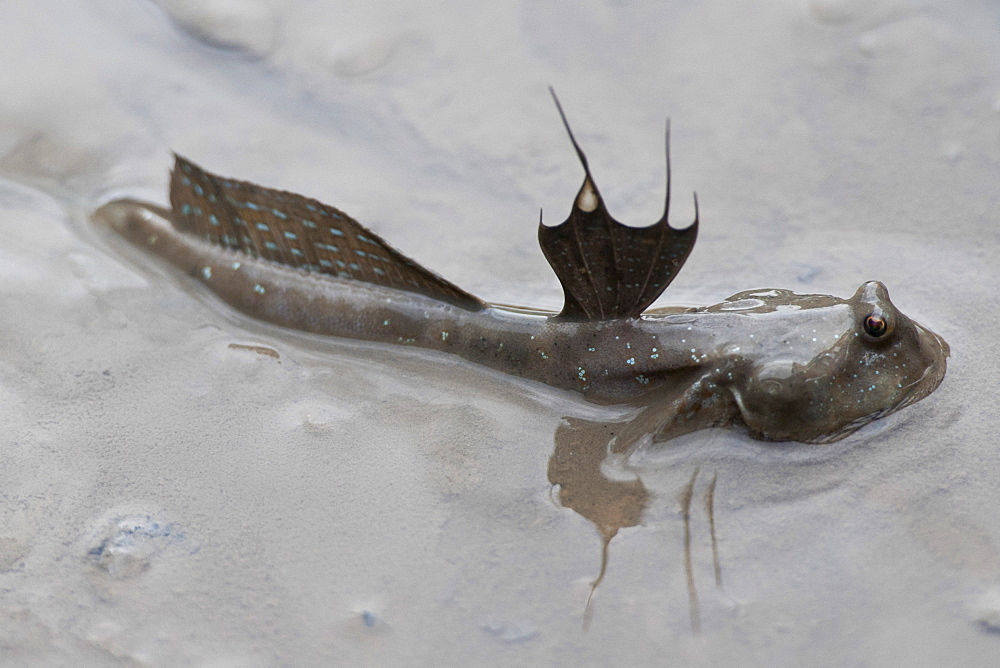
(538, 91), (698, 321)
(169, 155), (484, 311)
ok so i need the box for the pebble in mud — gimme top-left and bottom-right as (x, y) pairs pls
(343, 608), (390, 636)
(361, 610), (388, 630)
(86, 515), (192, 580)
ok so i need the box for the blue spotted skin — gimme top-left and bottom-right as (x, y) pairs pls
(94, 197), (948, 444)
(169, 155), (483, 312)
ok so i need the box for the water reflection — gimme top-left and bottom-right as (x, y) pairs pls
(548, 406), (722, 630)
(547, 415), (649, 626)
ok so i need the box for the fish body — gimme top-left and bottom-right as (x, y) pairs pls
(95, 205), (946, 445)
(92, 99), (948, 444)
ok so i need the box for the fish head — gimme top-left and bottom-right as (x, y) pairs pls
(730, 281), (949, 443)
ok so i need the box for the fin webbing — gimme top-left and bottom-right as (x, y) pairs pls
(539, 91), (698, 321)
(169, 155), (484, 311)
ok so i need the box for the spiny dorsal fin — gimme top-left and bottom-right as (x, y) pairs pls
(169, 155), (484, 311)
(538, 90), (698, 322)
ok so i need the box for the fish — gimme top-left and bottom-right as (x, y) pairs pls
(92, 95), (949, 445)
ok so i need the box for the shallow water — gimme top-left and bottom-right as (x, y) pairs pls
(1, 0), (999, 664)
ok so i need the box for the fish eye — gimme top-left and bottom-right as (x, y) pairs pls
(863, 312), (892, 339)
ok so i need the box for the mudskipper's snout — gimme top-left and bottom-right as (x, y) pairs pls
(731, 282), (949, 443)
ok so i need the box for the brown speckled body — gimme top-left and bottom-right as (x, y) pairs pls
(89, 100), (949, 444)
(94, 197), (948, 444)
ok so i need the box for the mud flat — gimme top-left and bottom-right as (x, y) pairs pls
(0, 1), (997, 664)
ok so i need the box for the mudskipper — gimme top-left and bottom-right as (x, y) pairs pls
(93, 96), (948, 445)
(93, 93), (949, 629)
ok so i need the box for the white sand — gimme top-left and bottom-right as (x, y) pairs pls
(0, 0), (998, 664)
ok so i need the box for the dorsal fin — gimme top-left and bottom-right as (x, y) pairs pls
(169, 155), (484, 311)
(538, 90), (698, 322)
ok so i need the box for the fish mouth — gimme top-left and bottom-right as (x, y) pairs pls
(896, 320), (949, 410)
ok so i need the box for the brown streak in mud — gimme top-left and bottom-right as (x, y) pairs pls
(227, 343), (280, 359)
(680, 467), (701, 633)
(582, 537), (611, 631)
(705, 472), (722, 588)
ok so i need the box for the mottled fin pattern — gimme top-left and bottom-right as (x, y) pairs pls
(169, 155), (484, 311)
(539, 91), (698, 321)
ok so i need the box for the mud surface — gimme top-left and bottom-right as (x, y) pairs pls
(0, 1), (997, 664)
